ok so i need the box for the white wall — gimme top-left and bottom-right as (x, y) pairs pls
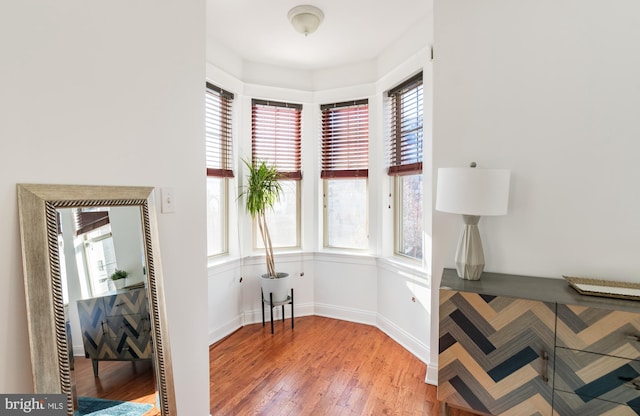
(0, 2), (209, 415)
(313, 254), (379, 324)
(208, 259), (244, 343)
(59, 210), (85, 355)
(429, 0), (640, 383)
(111, 206), (146, 286)
(377, 260), (430, 363)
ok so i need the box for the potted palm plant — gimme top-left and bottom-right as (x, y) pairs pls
(241, 159), (291, 302)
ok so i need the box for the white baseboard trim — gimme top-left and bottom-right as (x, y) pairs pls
(208, 315), (243, 345)
(376, 314), (430, 365)
(425, 362), (438, 386)
(313, 303), (377, 326)
(73, 345), (84, 357)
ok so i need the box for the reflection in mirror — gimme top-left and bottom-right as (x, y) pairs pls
(58, 206), (157, 414)
(17, 184), (176, 416)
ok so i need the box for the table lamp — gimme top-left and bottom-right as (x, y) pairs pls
(436, 162), (511, 280)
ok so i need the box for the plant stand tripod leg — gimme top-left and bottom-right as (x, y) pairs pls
(291, 288), (294, 329)
(270, 292), (274, 334)
(261, 289), (265, 327)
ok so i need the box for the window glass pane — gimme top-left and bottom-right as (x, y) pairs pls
(83, 228), (117, 295)
(207, 176), (227, 256)
(397, 174), (423, 259)
(258, 180), (299, 249)
(325, 179), (368, 249)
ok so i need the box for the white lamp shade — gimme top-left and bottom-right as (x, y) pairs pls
(436, 167), (511, 216)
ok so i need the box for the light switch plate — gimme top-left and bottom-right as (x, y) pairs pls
(161, 188), (175, 213)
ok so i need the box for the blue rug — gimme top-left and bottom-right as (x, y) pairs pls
(75, 396), (154, 416)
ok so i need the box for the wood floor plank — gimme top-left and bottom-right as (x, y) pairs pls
(210, 316), (477, 415)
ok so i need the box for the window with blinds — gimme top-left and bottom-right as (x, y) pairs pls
(206, 82), (234, 178)
(321, 99), (369, 178)
(320, 99), (369, 250)
(388, 72), (423, 176)
(250, 99), (302, 249)
(206, 82), (234, 257)
(75, 209), (110, 235)
(388, 72), (424, 261)
(251, 99), (302, 180)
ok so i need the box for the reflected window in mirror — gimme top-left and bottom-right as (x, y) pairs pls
(81, 225), (116, 296)
(60, 207), (116, 298)
(57, 220), (71, 305)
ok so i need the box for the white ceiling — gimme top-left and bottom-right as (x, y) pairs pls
(207, 0), (432, 71)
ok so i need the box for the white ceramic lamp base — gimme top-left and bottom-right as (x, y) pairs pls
(455, 215), (485, 280)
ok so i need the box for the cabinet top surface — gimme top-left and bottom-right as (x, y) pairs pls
(441, 268), (640, 312)
(79, 287), (146, 302)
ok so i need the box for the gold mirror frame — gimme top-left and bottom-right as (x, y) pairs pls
(17, 184), (176, 415)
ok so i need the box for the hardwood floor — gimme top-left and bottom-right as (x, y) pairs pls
(72, 357), (159, 415)
(210, 316), (476, 416)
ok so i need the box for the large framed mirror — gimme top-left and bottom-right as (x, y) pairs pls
(17, 184), (176, 416)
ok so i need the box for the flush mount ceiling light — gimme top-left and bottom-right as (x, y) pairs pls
(287, 5), (324, 36)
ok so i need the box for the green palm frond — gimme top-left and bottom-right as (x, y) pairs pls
(240, 158), (283, 278)
(241, 159), (282, 218)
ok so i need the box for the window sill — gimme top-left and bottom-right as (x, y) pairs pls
(207, 254), (239, 270)
(207, 251), (431, 279)
(378, 256), (429, 278)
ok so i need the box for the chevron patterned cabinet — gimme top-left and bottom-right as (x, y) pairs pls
(438, 268), (640, 416)
(553, 305), (640, 414)
(76, 287), (152, 376)
(439, 288), (556, 415)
